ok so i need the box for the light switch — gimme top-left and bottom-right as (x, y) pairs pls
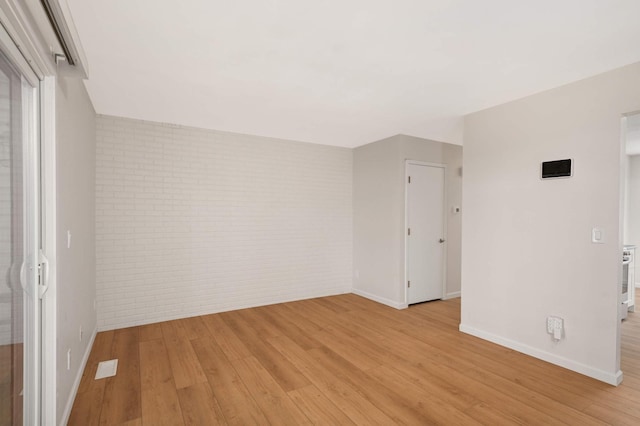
(67, 230), (72, 248)
(591, 227), (604, 244)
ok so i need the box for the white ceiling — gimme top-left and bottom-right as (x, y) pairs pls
(66, 0), (640, 148)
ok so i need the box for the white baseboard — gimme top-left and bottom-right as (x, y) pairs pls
(352, 288), (408, 310)
(60, 327), (97, 426)
(459, 323), (622, 386)
(443, 291), (461, 300)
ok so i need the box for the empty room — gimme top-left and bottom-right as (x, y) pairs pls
(2, 0), (640, 425)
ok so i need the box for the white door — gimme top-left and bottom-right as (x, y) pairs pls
(0, 40), (42, 425)
(406, 162), (446, 304)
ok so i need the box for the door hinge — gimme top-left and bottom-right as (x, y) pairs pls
(408, 176), (411, 183)
(407, 281), (411, 288)
(407, 228), (411, 236)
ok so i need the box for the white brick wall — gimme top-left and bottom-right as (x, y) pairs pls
(0, 74), (13, 345)
(0, 74), (23, 346)
(96, 115), (353, 330)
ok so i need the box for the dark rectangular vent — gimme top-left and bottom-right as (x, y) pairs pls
(541, 159), (572, 179)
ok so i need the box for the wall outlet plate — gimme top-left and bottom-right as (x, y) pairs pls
(591, 227), (604, 244)
(547, 316), (564, 340)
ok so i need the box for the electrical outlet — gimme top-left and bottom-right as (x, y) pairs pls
(547, 316), (564, 341)
(67, 349), (71, 370)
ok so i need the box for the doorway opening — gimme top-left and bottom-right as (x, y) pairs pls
(621, 111), (640, 381)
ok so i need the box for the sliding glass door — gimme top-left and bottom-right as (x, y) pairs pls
(0, 42), (41, 425)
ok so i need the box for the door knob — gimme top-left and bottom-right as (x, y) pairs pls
(439, 238), (445, 243)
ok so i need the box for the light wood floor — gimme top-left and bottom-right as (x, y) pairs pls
(0, 342), (22, 426)
(69, 294), (640, 425)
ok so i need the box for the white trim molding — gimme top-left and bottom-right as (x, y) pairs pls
(459, 323), (623, 386)
(352, 288), (408, 310)
(443, 291), (461, 300)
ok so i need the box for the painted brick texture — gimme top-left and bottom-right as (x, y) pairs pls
(96, 115), (353, 330)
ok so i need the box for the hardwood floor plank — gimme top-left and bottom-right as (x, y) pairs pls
(268, 334), (397, 425)
(343, 304), (446, 341)
(368, 364), (478, 413)
(118, 419), (142, 426)
(419, 333), (598, 412)
(139, 339), (172, 389)
(190, 337), (269, 426)
(252, 306), (322, 350)
(177, 382), (227, 426)
(240, 307), (283, 339)
(99, 328), (141, 425)
(67, 387), (104, 426)
(138, 323), (163, 342)
(311, 327), (382, 371)
(273, 303), (324, 335)
(161, 322), (208, 389)
(178, 316), (210, 340)
(290, 299), (347, 330)
(463, 367), (607, 426)
(200, 313), (253, 361)
(322, 294), (365, 311)
(583, 402), (640, 426)
(465, 402), (526, 426)
(231, 356), (312, 425)
(220, 311), (310, 391)
(308, 345), (481, 425)
(311, 296), (352, 314)
(387, 351), (567, 425)
(287, 385), (355, 426)
(141, 381), (184, 426)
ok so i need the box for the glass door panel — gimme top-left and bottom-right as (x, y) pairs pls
(0, 46), (38, 426)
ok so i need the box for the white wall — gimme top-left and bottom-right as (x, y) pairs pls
(95, 115), (353, 330)
(461, 62), (640, 385)
(56, 77), (97, 423)
(353, 134), (462, 308)
(353, 136), (402, 306)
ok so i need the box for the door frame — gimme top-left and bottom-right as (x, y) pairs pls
(404, 160), (448, 305)
(0, 22), (40, 425)
(0, 14), (57, 425)
(40, 76), (56, 425)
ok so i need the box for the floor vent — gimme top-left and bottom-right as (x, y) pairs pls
(95, 359), (118, 380)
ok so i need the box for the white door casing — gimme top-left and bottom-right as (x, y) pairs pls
(406, 161), (447, 305)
